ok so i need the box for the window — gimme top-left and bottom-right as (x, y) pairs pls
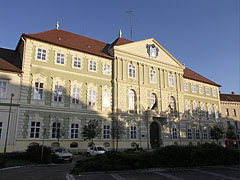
(103, 92), (110, 107)
(89, 60), (97, 71)
(30, 121), (40, 138)
(52, 122), (61, 138)
(36, 48), (46, 61)
(0, 122), (2, 139)
(235, 121), (238, 129)
(215, 109), (219, 119)
(54, 85), (63, 102)
(187, 129), (192, 139)
(72, 88), (80, 104)
(233, 109), (237, 116)
(212, 89), (216, 97)
(129, 89), (136, 110)
(88, 90), (96, 106)
(186, 104), (190, 111)
(150, 69), (156, 83)
(103, 64), (110, 75)
(73, 57), (81, 68)
(71, 123), (79, 139)
(199, 86), (203, 94)
(172, 128), (178, 139)
(169, 96), (176, 111)
(196, 129), (200, 139)
(206, 88), (210, 95)
(227, 121), (231, 128)
(208, 107), (212, 115)
(103, 125), (110, 139)
(128, 64), (136, 78)
(0, 81), (7, 98)
(203, 130), (208, 139)
(169, 74), (174, 87)
(33, 82), (44, 100)
(191, 84), (196, 92)
(225, 108), (229, 116)
(150, 93), (157, 109)
(56, 53), (65, 65)
(130, 126), (137, 139)
(184, 82), (188, 91)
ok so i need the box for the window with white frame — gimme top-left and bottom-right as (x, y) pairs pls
(73, 57), (81, 68)
(54, 85), (63, 102)
(233, 109), (237, 116)
(169, 74), (174, 87)
(225, 108), (229, 116)
(33, 82), (44, 100)
(71, 123), (79, 138)
(128, 64), (136, 78)
(89, 60), (97, 71)
(30, 121), (40, 138)
(196, 129), (200, 139)
(52, 122), (61, 138)
(206, 88), (210, 95)
(36, 48), (47, 61)
(150, 93), (157, 109)
(56, 53), (65, 65)
(103, 92), (110, 107)
(169, 96), (176, 111)
(0, 122), (2, 139)
(88, 90), (96, 106)
(0, 81), (7, 98)
(208, 107), (212, 115)
(150, 69), (156, 83)
(212, 89), (216, 97)
(203, 130), (208, 139)
(172, 128), (178, 139)
(191, 84), (196, 92)
(103, 125), (110, 139)
(130, 126), (137, 139)
(103, 64), (110, 75)
(129, 89), (136, 110)
(215, 109), (219, 119)
(199, 85), (203, 94)
(72, 87), (80, 104)
(186, 104), (190, 111)
(184, 82), (188, 91)
(187, 128), (192, 139)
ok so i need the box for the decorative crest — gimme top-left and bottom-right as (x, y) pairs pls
(146, 44), (159, 58)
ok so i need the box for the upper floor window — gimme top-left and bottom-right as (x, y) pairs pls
(225, 108), (229, 116)
(54, 85), (63, 102)
(212, 89), (216, 97)
(169, 74), (174, 87)
(196, 129), (200, 139)
(72, 87), (80, 104)
(169, 96), (176, 111)
(103, 125), (110, 139)
(128, 64), (136, 78)
(206, 88), (210, 95)
(199, 85), (203, 94)
(30, 121), (40, 138)
(150, 69), (156, 83)
(36, 48), (46, 61)
(150, 93), (157, 109)
(71, 123), (79, 139)
(0, 122), (3, 139)
(130, 126), (137, 139)
(89, 60), (97, 72)
(191, 84), (196, 93)
(0, 81), (7, 98)
(172, 128), (178, 139)
(88, 90), (96, 106)
(56, 53), (65, 65)
(187, 129), (192, 139)
(233, 109), (237, 116)
(73, 57), (81, 69)
(103, 64), (110, 75)
(184, 82), (188, 91)
(103, 92), (110, 107)
(129, 89), (136, 110)
(203, 130), (208, 139)
(52, 122), (61, 138)
(33, 82), (44, 100)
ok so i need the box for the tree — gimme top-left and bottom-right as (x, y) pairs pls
(210, 125), (224, 144)
(82, 119), (101, 145)
(226, 125), (236, 140)
(111, 119), (125, 151)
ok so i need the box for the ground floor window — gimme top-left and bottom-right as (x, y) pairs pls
(196, 129), (200, 139)
(103, 125), (110, 139)
(130, 126), (137, 139)
(172, 128), (178, 139)
(30, 121), (40, 138)
(71, 123), (79, 138)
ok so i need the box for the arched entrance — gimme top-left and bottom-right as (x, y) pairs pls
(150, 121), (160, 149)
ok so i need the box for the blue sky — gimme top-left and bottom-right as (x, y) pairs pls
(0, 0), (239, 94)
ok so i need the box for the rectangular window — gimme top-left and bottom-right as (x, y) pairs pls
(208, 107), (212, 115)
(36, 48), (47, 61)
(54, 85), (63, 102)
(196, 129), (200, 139)
(172, 128), (178, 139)
(103, 64), (110, 75)
(56, 53), (65, 65)
(130, 126), (137, 139)
(103, 92), (110, 107)
(0, 122), (2, 139)
(169, 74), (174, 87)
(52, 122), (61, 138)
(71, 123), (79, 139)
(72, 88), (80, 104)
(191, 84), (196, 92)
(215, 109), (219, 119)
(150, 69), (156, 83)
(212, 89), (216, 97)
(235, 121), (238, 129)
(199, 86), (203, 94)
(206, 88), (210, 95)
(88, 90), (96, 106)
(186, 104), (190, 111)
(226, 108), (229, 116)
(128, 64), (136, 78)
(33, 82), (44, 100)
(184, 82), (188, 91)
(233, 109), (236, 116)
(73, 57), (81, 68)
(203, 130), (208, 139)
(0, 81), (7, 98)
(89, 60), (97, 71)
(30, 121), (40, 138)
(187, 129), (192, 139)
(227, 121), (230, 128)
(103, 125), (110, 139)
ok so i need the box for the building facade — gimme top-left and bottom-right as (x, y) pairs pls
(0, 29), (222, 152)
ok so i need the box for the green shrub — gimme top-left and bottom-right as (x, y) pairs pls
(0, 158), (6, 168)
(26, 145), (52, 164)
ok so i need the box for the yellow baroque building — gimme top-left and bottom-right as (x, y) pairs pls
(0, 29), (222, 152)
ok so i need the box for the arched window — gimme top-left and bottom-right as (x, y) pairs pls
(70, 142), (78, 148)
(150, 93), (157, 109)
(51, 142), (60, 147)
(169, 96), (176, 111)
(129, 89), (136, 110)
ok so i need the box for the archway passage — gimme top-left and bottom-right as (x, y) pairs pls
(150, 122), (160, 149)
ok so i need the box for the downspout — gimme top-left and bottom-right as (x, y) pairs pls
(138, 63), (141, 147)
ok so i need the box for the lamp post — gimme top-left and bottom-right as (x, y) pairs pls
(4, 93), (14, 153)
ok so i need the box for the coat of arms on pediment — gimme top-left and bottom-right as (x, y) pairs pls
(146, 44), (159, 59)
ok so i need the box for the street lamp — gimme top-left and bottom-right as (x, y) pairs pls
(4, 93), (14, 153)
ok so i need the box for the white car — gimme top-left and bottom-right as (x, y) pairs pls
(87, 146), (106, 156)
(51, 147), (73, 163)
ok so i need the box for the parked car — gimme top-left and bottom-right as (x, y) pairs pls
(51, 147), (73, 163)
(87, 146), (106, 156)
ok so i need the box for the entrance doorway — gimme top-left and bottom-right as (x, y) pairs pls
(150, 122), (160, 149)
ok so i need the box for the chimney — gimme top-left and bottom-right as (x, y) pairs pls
(232, 91), (235, 95)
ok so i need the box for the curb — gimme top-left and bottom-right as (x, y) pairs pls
(0, 163), (56, 171)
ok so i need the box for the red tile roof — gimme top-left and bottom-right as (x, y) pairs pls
(183, 67), (221, 87)
(111, 38), (133, 46)
(22, 29), (113, 60)
(0, 57), (22, 73)
(220, 94), (240, 102)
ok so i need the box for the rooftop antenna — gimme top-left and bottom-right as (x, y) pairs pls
(126, 8), (133, 40)
(56, 21), (59, 30)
